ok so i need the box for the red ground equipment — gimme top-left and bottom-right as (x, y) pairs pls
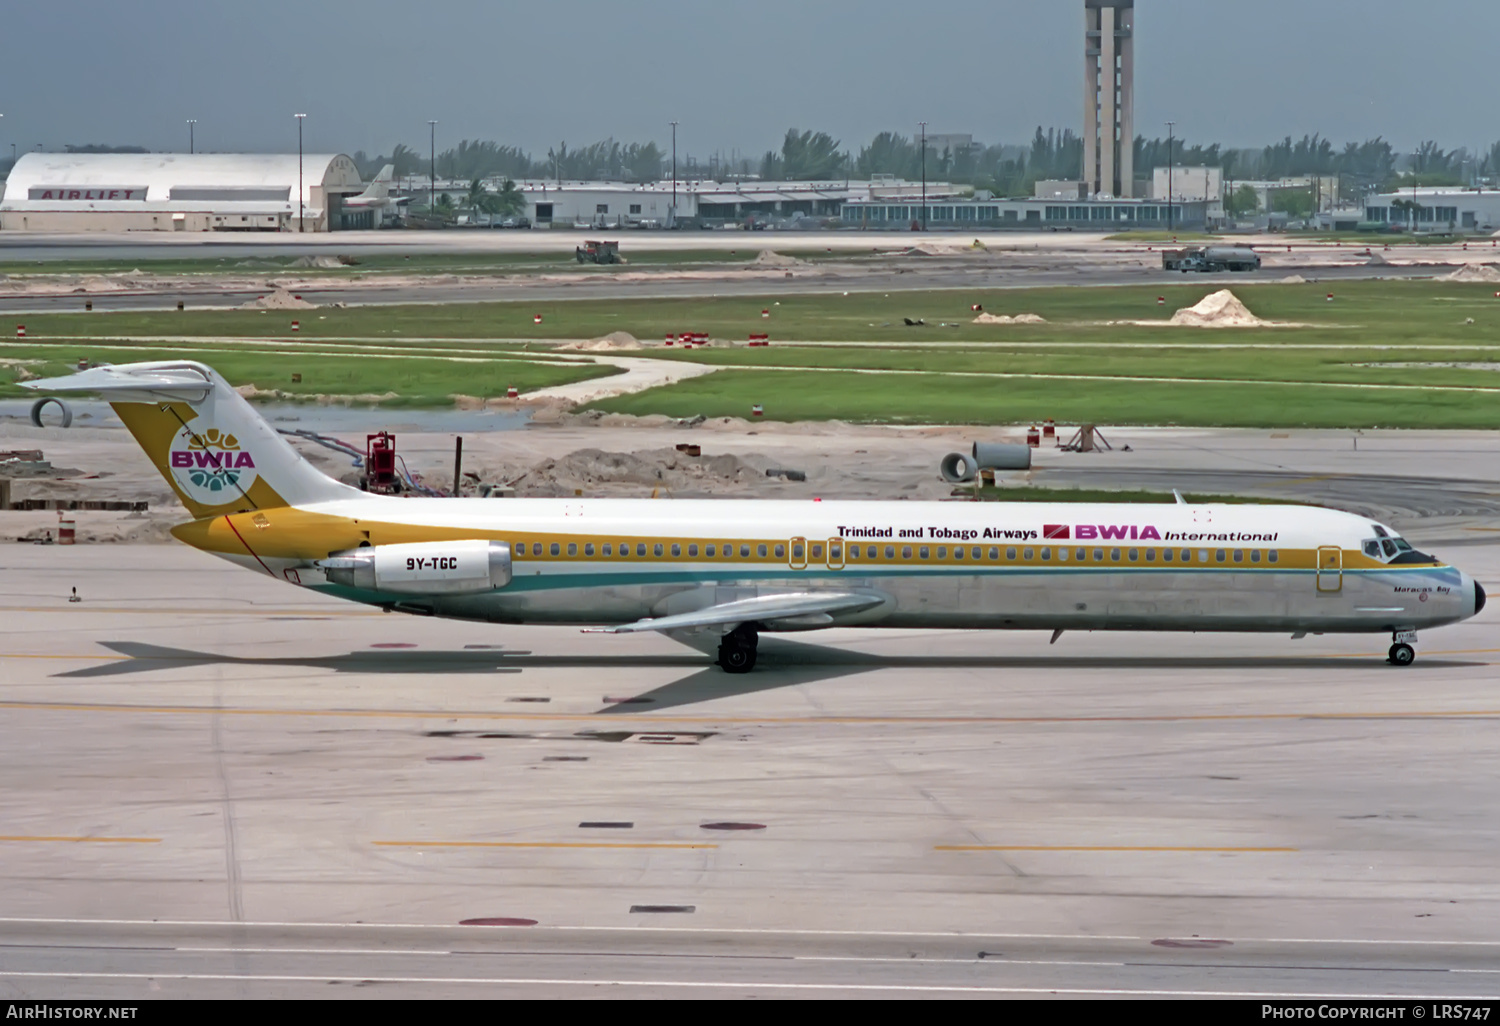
(365, 432), (400, 493)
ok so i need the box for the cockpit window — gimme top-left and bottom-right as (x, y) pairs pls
(1363, 540), (1382, 558)
(1373, 525), (1389, 538)
(1381, 539), (1398, 558)
(1393, 538), (1413, 552)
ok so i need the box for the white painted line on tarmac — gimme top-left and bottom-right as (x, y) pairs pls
(0, 971), (1478, 998)
(3, 916), (1500, 947)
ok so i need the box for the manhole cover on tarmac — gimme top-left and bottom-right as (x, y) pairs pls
(460, 918), (538, 927)
(1151, 938), (1233, 949)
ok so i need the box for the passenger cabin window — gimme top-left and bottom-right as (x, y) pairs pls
(793, 544), (804, 560)
(1233, 550), (1243, 562)
(1111, 549), (1121, 561)
(654, 544), (664, 557)
(937, 547), (947, 559)
(988, 548), (1000, 560)
(671, 544), (681, 557)
(775, 544), (786, 559)
(1216, 550), (1226, 563)
(757, 544), (768, 558)
(1023, 548), (1034, 561)
(886, 546), (895, 559)
(902, 546), (913, 559)
(1094, 549), (1104, 562)
(919, 547), (930, 560)
(813, 544), (824, 559)
(741, 545), (751, 558)
(1145, 549), (1155, 562)
(550, 543), (561, 556)
(1163, 549), (1173, 562)
(688, 544), (699, 557)
(637, 544), (647, 556)
(1269, 551), (1279, 563)
(1007, 547), (1017, 560)
(604, 544), (613, 556)
(1251, 550), (1261, 563)
(829, 543), (842, 561)
(585, 544), (595, 556)
(706, 545), (716, 557)
(1128, 549), (1138, 562)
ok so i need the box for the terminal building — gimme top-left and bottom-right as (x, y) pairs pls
(0, 152), (367, 232)
(840, 196), (1206, 231)
(1364, 187), (1500, 232)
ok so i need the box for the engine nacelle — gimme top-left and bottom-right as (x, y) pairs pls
(940, 442), (1031, 483)
(319, 540), (512, 595)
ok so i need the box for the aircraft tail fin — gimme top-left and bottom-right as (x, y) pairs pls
(372, 164), (394, 184)
(21, 361), (364, 519)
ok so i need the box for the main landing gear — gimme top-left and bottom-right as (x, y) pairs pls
(1388, 630), (1418, 667)
(717, 625), (759, 674)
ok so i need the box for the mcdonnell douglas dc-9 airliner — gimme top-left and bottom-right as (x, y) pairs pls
(26, 361), (1484, 672)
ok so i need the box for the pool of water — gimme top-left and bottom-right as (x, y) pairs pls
(0, 399), (533, 434)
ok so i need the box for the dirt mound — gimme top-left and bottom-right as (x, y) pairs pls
(1441, 263), (1500, 283)
(1168, 289), (1267, 328)
(1278, 275), (1309, 284)
(562, 331), (643, 352)
(505, 447), (765, 497)
(239, 288), (317, 311)
(907, 242), (968, 257)
(973, 312), (1047, 325)
(753, 250), (803, 268)
(291, 255), (350, 269)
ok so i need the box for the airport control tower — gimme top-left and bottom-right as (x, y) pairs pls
(1084, 0), (1134, 198)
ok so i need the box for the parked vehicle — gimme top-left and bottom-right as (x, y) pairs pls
(1161, 246), (1261, 272)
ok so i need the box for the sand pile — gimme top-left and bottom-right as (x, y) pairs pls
(1168, 289), (1267, 328)
(753, 250), (803, 268)
(291, 255), (349, 269)
(240, 288), (317, 310)
(505, 447), (765, 497)
(973, 312), (1047, 325)
(907, 242), (968, 256)
(1441, 263), (1500, 283)
(562, 331), (643, 352)
(1278, 275), (1309, 284)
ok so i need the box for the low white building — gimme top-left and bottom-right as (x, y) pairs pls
(1365, 186), (1500, 232)
(1152, 166), (1222, 203)
(0, 152), (367, 232)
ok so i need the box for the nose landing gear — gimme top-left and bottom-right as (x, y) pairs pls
(717, 625), (759, 674)
(1388, 629), (1418, 667)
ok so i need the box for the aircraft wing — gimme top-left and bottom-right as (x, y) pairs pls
(586, 591), (884, 635)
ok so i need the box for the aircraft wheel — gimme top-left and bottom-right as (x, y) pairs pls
(1388, 643), (1415, 667)
(717, 627), (758, 674)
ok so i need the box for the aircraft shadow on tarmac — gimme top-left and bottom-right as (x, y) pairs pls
(49, 639), (1477, 714)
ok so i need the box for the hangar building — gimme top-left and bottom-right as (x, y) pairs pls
(0, 152), (368, 232)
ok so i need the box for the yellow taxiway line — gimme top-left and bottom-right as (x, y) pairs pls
(373, 841), (716, 851)
(935, 845), (1297, 854)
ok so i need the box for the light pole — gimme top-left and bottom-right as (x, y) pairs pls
(1165, 121), (1176, 233)
(428, 120), (438, 216)
(186, 119), (196, 154)
(295, 113), (307, 232)
(919, 121), (927, 231)
(670, 121), (678, 229)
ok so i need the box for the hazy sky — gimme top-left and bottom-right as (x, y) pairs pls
(3, 1), (1496, 160)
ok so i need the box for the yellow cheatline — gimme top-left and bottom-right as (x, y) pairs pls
(372, 841), (717, 850)
(934, 845), (1298, 853)
(0, 836), (160, 844)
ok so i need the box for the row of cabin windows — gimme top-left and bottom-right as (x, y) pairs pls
(513, 541), (1280, 565)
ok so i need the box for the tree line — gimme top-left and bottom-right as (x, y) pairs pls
(353, 129), (1500, 200)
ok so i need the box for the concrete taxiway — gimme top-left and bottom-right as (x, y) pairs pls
(0, 542), (1496, 998)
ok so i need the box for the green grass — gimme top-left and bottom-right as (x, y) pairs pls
(583, 368), (1500, 429)
(0, 345), (616, 406)
(8, 279), (1500, 424)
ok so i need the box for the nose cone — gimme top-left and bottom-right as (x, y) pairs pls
(1477, 580), (1487, 616)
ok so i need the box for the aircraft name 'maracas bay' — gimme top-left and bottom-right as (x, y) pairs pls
(24, 361), (1485, 673)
